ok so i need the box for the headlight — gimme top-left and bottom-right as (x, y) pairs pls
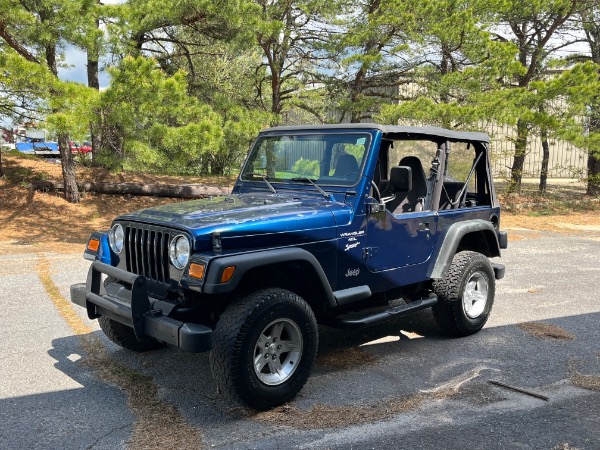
(109, 224), (124, 254)
(169, 235), (190, 269)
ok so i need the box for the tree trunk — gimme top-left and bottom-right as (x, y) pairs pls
(587, 151), (600, 196)
(87, 10), (101, 158)
(31, 180), (229, 198)
(43, 35), (79, 203)
(211, 156), (228, 176)
(0, 148), (4, 178)
(539, 126), (550, 194)
(271, 70), (282, 125)
(199, 157), (210, 175)
(350, 65), (367, 124)
(58, 132), (80, 203)
(86, 56), (99, 90)
(587, 110), (600, 196)
(87, 51), (101, 161)
(509, 119), (529, 193)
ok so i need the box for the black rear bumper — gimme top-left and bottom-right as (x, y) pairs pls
(71, 261), (212, 353)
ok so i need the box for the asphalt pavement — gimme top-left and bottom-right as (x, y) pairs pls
(0, 229), (598, 449)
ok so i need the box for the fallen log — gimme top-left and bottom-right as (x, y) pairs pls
(31, 180), (230, 199)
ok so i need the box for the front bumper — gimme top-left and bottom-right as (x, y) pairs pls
(71, 261), (212, 353)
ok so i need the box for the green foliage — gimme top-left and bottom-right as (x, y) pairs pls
(377, 0), (523, 129)
(343, 144), (367, 163)
(320, 0), (421, 122)
(97, 56), (220, 173)
(0, 48), (53, 121)
(96, 55), (268, 175)
(252, 0), (340, 120)
(1, 0), (600, 195)
(291, 157), (320, 178)
(218, 107), (271, 174)
(46, 79), (100, 140)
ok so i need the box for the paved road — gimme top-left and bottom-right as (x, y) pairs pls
(0, 229), (599, 449)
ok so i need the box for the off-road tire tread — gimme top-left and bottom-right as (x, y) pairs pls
(432, 251), (494, 336)
(209, 288), (317, 410)
(98, 316), (164, 352)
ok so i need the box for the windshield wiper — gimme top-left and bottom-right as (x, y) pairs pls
(246, 173), (277, 194)
(291, 177), (330, 199)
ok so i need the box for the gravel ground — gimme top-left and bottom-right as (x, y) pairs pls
(0, 224), (598, 449)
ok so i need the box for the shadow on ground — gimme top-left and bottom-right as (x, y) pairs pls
(2, 311), (598, 449)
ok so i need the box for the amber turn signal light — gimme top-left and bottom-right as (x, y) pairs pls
(221, 266), (236, 283)
(87, 239), (100, 252)
(188, 263), (205, 279)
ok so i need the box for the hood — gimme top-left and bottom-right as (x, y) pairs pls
(119, 192), (349, 250)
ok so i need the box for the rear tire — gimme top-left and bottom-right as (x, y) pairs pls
(98, 316), (164, 352)
(210, 288), (318, 410)
(432, 251), (495, 336)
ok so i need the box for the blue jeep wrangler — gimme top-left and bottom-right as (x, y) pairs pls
(71, 124), (507, 409)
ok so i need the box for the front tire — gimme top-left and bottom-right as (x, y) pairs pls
(209, 288), (318, 410)
(432, 251), (495, 336)
(98, 316), (165, 352)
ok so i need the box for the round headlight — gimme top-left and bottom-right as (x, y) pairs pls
(169, 235), (190, 269)
(109, 224), (124, 254)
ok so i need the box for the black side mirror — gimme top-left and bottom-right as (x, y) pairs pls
(390, 166), (412, 192)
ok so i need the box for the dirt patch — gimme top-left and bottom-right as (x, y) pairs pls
(498, 181), (599, 216)
(316, 347), (377, 371)
(552, 445), (582, 450)
(502, 212), (600, 234)
(0, 154), (234, 248)
(37, 254), (203, 449)
(570, 371), (600, 392)
(253, 367), (488, 429)
(569, 361), (600, 393)
(518, 322), (575, 340)
(253, 394), (428, 430)
(527, 288), (543, 294)
(508, 234), (526, 241)
(0, 181), (186, 249)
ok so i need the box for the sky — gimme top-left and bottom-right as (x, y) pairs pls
(58, 44), (111, 89)
(57, 0), (124, 89)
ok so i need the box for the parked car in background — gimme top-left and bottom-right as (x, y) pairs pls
(16, 139), (59, 157)
(78, 141), (93, 155)
(60, 141), (92, 157)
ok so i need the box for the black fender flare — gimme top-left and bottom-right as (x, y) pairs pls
(202, 247), (338, 308)
(429, 220), (501, 279)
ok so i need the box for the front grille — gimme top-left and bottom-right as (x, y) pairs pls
(123, 223), (172, 283)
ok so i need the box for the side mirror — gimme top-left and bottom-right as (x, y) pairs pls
(390, 166), (412, 192)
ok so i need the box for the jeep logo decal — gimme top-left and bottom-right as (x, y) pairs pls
(345, 268), (360, 277)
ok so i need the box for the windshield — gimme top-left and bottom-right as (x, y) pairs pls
(241, 133), (371, 187)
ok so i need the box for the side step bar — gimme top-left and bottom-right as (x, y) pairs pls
(492, 263), (505, 280)
(324, 293), (438, 329)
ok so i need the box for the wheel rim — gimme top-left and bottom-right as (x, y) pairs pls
(462, 272), (489, 319)
(253, 318), (303, 386)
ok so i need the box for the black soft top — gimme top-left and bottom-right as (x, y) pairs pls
(263, 123), (490, 143)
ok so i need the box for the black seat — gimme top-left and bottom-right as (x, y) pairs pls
(387, 156), (428, 214)
(440, 180), (464, 209)
(334, 154), (359, 179)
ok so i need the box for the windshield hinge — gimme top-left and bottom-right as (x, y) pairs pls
(362, 247), (378, 260)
